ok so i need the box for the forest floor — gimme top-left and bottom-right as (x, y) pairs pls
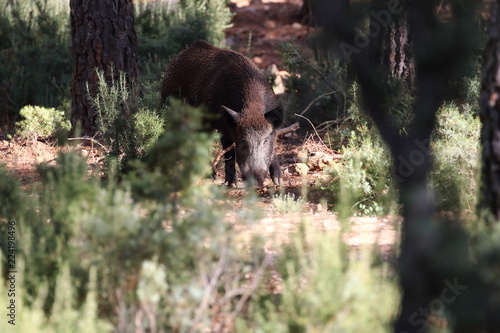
(0, 0), (400, 255)
(0, 136), (399, 256)
(226, 0), (311, 70)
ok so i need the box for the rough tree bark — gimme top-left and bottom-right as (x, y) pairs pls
(372, 0), (414, 87)
(70, 0), (138, 136)
(480, 2), (500, 221)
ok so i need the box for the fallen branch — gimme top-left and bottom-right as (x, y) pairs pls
(68, 136), (108, 153)
(211, 143), (235, 177)
(277, 122), (300, 137)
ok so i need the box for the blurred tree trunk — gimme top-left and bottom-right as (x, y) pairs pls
(480, 2), (500, 220)
(296, 0), (312, 25)
(70, 0), (138, 136)
(298, 0), (349, 26)
(314, 0), (481, 331)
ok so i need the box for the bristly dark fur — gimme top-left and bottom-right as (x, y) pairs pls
(161, 40), (283, 187)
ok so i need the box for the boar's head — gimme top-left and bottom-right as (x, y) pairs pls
(222, 104), (283, 187)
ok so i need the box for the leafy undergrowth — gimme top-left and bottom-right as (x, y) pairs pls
(0, 139), (402, 332)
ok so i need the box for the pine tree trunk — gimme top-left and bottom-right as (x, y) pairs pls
(382, 16), (414, 85)
(480, 2), (500, 220)
(372, 0), (414, 87)
(70, 0), (138, 136)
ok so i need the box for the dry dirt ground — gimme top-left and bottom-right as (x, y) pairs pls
(226, 0), (311, 70)
(0, 138), (399, 255)
(0, 0), (400, 253)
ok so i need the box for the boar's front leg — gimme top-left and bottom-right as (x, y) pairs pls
(269, 156), (283, 186)
(222, 136), (238, 187)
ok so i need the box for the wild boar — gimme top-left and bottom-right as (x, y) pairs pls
(161, 40), (283, 187)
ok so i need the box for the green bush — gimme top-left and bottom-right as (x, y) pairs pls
(325, 126), (395, 217)
(91, 69), (136, 161)
(237, 227), (399, 332)
(132, 100), (216, 197)
(20, 152), (97, 311)
(0, 0), (71, 120)
(0, 259), (111, 333)
(16, 105), (70, 141)
(132, 108), (165, 154)
(90, 69), (165, 167)
(135, 0), (233, 81)
(431, 103), (480, 212)
(323, 101), (480, 216)
(0, 0), (232, 122)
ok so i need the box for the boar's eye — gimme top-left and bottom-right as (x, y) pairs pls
(262, 134), (272, 145)
(237, 139), (248, 149)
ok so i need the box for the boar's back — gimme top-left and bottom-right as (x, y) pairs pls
(161, 40), (279, 129)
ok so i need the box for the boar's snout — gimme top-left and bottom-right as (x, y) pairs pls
(240, 166), (267, 187)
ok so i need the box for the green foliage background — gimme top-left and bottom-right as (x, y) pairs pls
(0, 0), (232, 124)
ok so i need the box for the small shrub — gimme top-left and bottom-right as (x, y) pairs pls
(132, 101), (215, 197)
(132, 108), (165, 154)
(0, 0), (72, 120)
(238, 227), (399, 332)
(271, 193), (305, 214)
(327, 127), (395, 217)
(16, 105), (70, 141)
(91, 69), (133, 157)
(91, 69), (150, 166)
(0, 259), (112, 333)
(431, 103), (480, 212)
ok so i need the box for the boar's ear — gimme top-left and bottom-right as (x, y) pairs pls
(265, 106), (284, 128)
(222, 105), (240, 124)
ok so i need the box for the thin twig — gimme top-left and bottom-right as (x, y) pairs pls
(230, 252), (272, 319)
(277, 92), (336, 138)
(298, 91), (336, 116)
(215, 287), (250, 306)
(294, 113), (326, 147)
(316, 118), (343, 130)
(211, 143), (235, 175)
(293, 49), (336, 91)
(292, 49), (347, 107)
(68, 136), (108, 153)
(189, 248), (228, 333)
